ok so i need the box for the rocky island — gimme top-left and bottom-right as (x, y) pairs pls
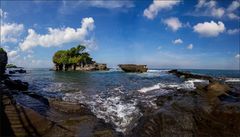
(53, 45), (108, 71)
(119, 64), (148, 73)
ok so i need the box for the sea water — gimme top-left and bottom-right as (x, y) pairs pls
(10, 68), (240, 132)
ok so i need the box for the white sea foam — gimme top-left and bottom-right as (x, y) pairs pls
(89, 95), (140, 132)
(225, 78), (240, 82)
(138, 79), (203, 93)
(138, 84), (161, 93)
(133, 69), (169, 78)
(62, 90), (140, 133)
(147, 69), (169, 73)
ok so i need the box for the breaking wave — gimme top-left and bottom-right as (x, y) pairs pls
(138, 79), (209, 93)
(62, 88), (141, 133)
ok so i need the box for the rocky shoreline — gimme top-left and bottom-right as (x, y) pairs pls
(0, 75), (122, 137)
(1, 69), (240, 137)
(1, 49), (240, 137)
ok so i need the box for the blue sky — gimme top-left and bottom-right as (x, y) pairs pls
(0, 0), (239, 69)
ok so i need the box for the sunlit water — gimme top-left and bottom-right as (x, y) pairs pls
(9, 68), (240, 132)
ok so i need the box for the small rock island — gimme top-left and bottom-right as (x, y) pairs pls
(52, 45), (108, 71)
(119, 64), (148, 73)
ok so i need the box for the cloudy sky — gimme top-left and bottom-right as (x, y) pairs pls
(0, 0), (239, 69)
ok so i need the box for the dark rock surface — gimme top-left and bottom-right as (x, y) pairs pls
(118, 64), (148, 73)
(168, 69), (213, 80)
(127, 81), (240, 137)
(0, 49), (8, 75)
(4, 79), (29, 91)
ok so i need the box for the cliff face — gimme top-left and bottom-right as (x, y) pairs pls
(0, 49), (8, 75)
(54, 63), (108, 71)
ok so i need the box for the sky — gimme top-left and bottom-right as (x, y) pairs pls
(0, 0), (240, 70)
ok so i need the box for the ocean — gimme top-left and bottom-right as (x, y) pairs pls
(9, 68), (240, 133)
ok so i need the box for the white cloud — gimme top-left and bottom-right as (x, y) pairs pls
(187, 44), (193, 50)
(236, 54), (240, 59)
(1, 23), (24, 43)
(59, 0), (134, 14)
(193, 21), (225, 37)
(172, 38), (183, 44)
(7, 50), (18, 58)
(226, 1), (240, 20)
(227, 0), (240, 12)
(195, 0), (225, 18)
(227, 13), (240, 19)
(85, 0), (134, 9)
(0, 9), (7, 18)
(20, 17), (95, 51)
(163, 17), (182, 31)
(143, 0), (180, 19)
(211, 7), (225, 18)
(227, 29), (240, 35)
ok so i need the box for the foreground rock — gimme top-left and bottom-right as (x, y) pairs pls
(49, 99), (92, 114)
(0, 48), (8, 75)
(128, 81), (240, 137)
(48, 99), (121, 137)
(0, 94), (73, 137)
(4, 79), (29, 91)
(118, 64), (148, 73)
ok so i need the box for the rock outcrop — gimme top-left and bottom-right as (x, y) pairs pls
(4, 79), (29, 91)
(128, 81), (240, 137)
(119, 64), (148, 73)
(168, 69), (213, 80)
(55, 62), (109, 71)
(0, 48), (8, 75)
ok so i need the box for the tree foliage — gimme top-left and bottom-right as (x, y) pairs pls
(52, 45), (93, 67)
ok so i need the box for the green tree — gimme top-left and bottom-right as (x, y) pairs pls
(52, 45), (93, 70)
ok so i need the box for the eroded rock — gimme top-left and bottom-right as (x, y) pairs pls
(128, 83), (240, 137)
(0, 48), (8, 75)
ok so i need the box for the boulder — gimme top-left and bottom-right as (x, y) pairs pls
(49, 99), (92, 114)
(4, 79), (29, 91)
(16, 69), (26, 73)
(95, 63), (109, 71)
(0, 48), (8, 75)
(118, 64), (148, 73)
(206, 82), (230, 96)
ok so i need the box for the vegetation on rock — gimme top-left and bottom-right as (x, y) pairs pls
(53, 45), (93, 70)
(6, 64), (17, 68)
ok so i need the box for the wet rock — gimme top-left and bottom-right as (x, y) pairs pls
(128, 85), (240, 137)
(118, 64), (148, 73)
(93, 130), (117, 137)
(206, 81), (230, 97)
(168, 69), (213, 80)
(49, 99), (92, 114)
(8, 69), (27, 74)
(0, 48), (8, 75)
(1, 94), (73, 137)
(4, 79), (29, 91)
(9, 71), (16, 74)
(27, 93), (49, 105)
(16, 69), (26, 73)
